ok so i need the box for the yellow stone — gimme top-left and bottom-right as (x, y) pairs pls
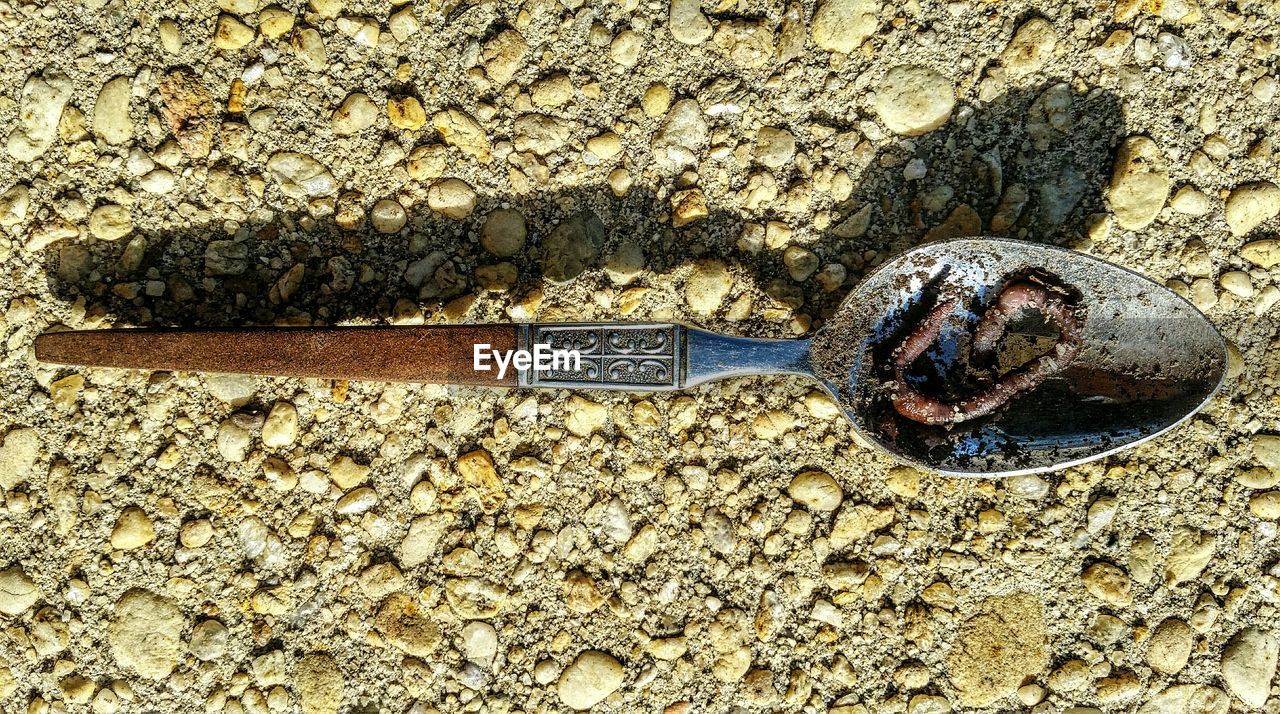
(49, 374), (84, 411)
(671, 188), (708, 227)
(227, 78), (246, 113)
(259, 6), (294, 39)
(388, 96), (427, 130)
(89, 204), (133, 241)
(530, 74), (574, 108)
(310, 0), (343, 18)
(110, 506), (155, 550)
(1242, 239), (1280, 268)
(642, 83), (671, 117)
(884, 466), (920, 498)
(213, 14), (255, 50)
(585, 132), (622, 160)
(457, 449), (505, 513)
(328, 456), (370, 489)
(1082, 562), (1133, 606)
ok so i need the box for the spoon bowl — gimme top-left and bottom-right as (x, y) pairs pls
(811, 237), (1228, 476)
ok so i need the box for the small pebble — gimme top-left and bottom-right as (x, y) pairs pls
(179, 519), (214, 548)
(216, 417), (251, 462)
(110, 506), (155, 550)
(267, 152), (336, 198)
(92, 76), (133, 144)
(388, 7), (420, 41)
(1224, 182), (1280, 237)
(610, 31), (643, 66)
(1147, 618), (1193, 673)
(1219, 271), (1252, 298)
(1240, 239), (1279, 268)
(0, 428), (40, 490)
(433, 108), (492, 163)
(7, 71), (74, 162)
(371, 198), (407, 233)
(872, 65), (955, 136)
(0, 184), (29, 226)
(787, 471), (843, 511)
(1249, 491), (1280, 519)
(585, 132), (622, 161)
(1081, 562), (1132, 606)
(481, 29), (528, 85)
(462, 621), (499, 666)
(1221, 627), (1278, 707)
(684, 259), (732, 315)
(213, 14), (254, 50)
(388, 96), (426, 131)
(670, 188), (708, 227)
(812, 0), (880, 53)
(336, 16), (379, 47)
(0, 567), (39, 615)
(531, 74), (574, 108)
(296, 653), (343, 714)
(88, 204), (133, 241)
(428, 178), (477, 219)
(258, 7), (294, 39)
(999, 18), (1058, 76)
(651, 99), (708, 172)
(558, 650), (625, 710)
(1170, 185), (1211, 215)
(754, 127), (795, 169)
(481, 208), (527, 257)
(331, 93), (379, 135)
(261, 401), (298, 447)
(335, 487), (378, 515)
(109, 589), (184, 678)
(189, 619), (229, 661)
(783, 246), (819, 281)
(1107, 136), (1169, 230)
(668, 0), (711, 45)
(329, 456), (370, 489)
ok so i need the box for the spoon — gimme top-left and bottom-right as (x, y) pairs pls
(35, 237), (1227, 477)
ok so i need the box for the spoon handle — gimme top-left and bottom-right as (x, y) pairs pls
(35, 325), (521, 386)
(35, 323), (815, 391)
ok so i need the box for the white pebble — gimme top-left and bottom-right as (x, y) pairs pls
(1219, 271), (1253, 298)
(336, 487), (378, 515)
(262, 401), (298, 448)
(190, 619), (228, 661)
(461, 621), (498, 666)
(558, 650), (624, 710)
(1007, 474), (1050, 499)
(873, 65), (955, 136)
(371, 198), (408, 233)
(0, 567), (40, 616)
(787, 471), (844, 511)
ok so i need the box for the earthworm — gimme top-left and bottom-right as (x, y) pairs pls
(890, 279), (1084, 426)
(890, 299), (961, 425)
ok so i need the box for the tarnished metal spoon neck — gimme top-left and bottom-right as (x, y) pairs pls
(683, 327), (814, 388)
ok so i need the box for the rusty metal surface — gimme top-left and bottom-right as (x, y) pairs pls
(34, 325), (521, 386)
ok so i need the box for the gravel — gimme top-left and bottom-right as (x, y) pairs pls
(2, 0), (1279, 711)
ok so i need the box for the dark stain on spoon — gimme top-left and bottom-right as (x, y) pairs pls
(811, 238), (1227, 476)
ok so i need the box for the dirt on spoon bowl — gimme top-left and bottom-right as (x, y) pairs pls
(810, 238), (1227, 477)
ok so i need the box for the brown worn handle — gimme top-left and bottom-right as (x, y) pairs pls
(34, 325), (520, 386)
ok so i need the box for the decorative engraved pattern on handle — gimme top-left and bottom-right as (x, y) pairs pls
(541, 328), (601, 354)
(606, 358), (672, 382)
(606, 329), (669, 355)
(524, 323), (681, 389)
